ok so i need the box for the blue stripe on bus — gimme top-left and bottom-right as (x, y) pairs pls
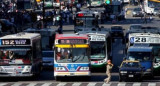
(54, 63), (90, 72)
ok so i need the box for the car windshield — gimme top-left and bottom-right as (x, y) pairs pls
(56, 48), (89, 63)
(75, 18), (95, 27)
(42, 51), (54, 57)
(122, 62), (140, 67)
(128, 52), (151, 61)
(111, 26), (122, 31)
(0, 48), (32, 65)
(134, 8), (141, 11)
(90, 41), (106, 59)
(130, 25), (141, 30)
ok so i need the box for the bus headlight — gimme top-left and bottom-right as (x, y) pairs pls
(0, 67), (5, 72)
(79, 67), (89, 71)
(146, 69), (151, 72)
(56, 67), (66, 71)
(120, 71), (127, 73)
(23, 66), (32, 72)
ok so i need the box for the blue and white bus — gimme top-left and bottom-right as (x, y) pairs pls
(53, 34), (91, 80)
(127, 44), (154, 77)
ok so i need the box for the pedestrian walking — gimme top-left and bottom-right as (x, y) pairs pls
(104, 60), (114, 83)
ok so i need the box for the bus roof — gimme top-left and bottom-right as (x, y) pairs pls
(0, 32), (40, 39)
(55, 34), (88, 39)
(78, 30), (110, 37)
(129, 33), (160, 37)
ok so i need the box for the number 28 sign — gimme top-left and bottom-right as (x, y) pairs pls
(130, 37), (160, 43)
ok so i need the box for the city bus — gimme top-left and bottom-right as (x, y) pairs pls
(0, 32), (42, 77)
(78, 29), (112, 69)
(74, 10), (101, 33)
(129, 33), (160, 75)
(127, 44), (154, 77)
(87, 0), (105, 7)
(144, 0), (160, 14)
(54, 34), (91, 80)
(24, 28), (56, 50)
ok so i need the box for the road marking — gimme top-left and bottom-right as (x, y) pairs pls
(133, 83), (141, 86)
(11, 82), (23, 86)
(102, 83), (111, 86)
(41, 82), (53, 86)
(118, 83), (126, 86)
(87, 82), (96, 86)
(0, 83), (7, 86)
(57, 83), (67, 86)
(26, 82), (38, 86)
(148, 83), (156, 86)
(72, 83), (81, 86)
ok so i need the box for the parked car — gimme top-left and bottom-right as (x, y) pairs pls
(42, 51), (54, 68)
(119, 60), (144, 82)
(110, 25), (125, 43)
(132, 7), (144, 17)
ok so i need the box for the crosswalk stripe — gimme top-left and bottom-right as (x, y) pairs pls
(118, 83), (126, 86)
(102, 83), (111, 86)
(0, 83), (8, 86)
(26, 82), (37, 86)
(57, 83), (67, 86)
(87, 82), (96, 86)
(11, 83), (23, 86)
(72, 83), (81, 86)
(133, 83), (141, 86)
(148, 83), (156, 86)
(41, 82), (52, 86)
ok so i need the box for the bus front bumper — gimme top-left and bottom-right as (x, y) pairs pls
(54, 72), (91, 77)
(0, 73), (33, 77)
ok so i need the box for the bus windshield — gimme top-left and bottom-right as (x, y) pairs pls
(56, 48), (89, 63)
(128, 52), (151, 61)
(0, 47), (32, 65)
(75, 18), (95, 27)
(90, 41), (106, 59)
(150, 44), (160, 63)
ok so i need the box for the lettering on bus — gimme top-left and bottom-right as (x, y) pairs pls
(90, 35), (105, 41)
(0, 39), (31, 45)
(132, 37), (160, 43)
(58, 39), (86, 44)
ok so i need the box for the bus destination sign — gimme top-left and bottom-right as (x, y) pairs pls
(59, 39), (86, 44)
(0, 39), (31, 45)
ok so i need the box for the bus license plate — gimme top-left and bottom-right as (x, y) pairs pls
(129, 75), (133, 77)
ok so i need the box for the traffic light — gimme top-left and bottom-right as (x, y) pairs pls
(105, 0), (111, 4)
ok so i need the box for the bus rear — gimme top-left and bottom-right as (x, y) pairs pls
(54, 34), (91, 80)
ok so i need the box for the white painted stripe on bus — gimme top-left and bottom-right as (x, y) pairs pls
(148, 83), (156, 86)
(72, 83), (81, 86)
(87, 82), (96, 86)
(102, 83), (111, 86)
(133, 83), (141, 86)
(11, 82), (23, 86)
(0, 83), (8, 86)
(118, 83), (126, 86)
(26, 82), (38, 86)
(57, 83), (67, 86)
